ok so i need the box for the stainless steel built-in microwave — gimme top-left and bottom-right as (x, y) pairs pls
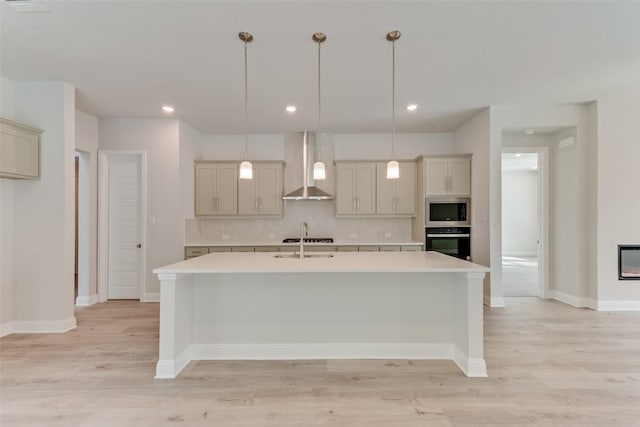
(425, 197), (470, 227)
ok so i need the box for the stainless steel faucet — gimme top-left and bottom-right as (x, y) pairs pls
(299, 222), (309, 259)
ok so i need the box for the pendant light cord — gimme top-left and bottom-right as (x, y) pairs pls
(244, 38), (249, 161)
(391, 38), (396, 160)
(317, 39), (322, 134)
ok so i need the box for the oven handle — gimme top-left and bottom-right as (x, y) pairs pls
(426, 234), (470, 238)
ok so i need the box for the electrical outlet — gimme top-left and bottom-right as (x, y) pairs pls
(384, 232), (392, 238)
(268, 233), (276, 240)
(350, 233), (358, 239)
(222, 234), (230, 240)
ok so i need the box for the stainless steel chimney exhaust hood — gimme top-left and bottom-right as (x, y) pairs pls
(283, 131), (333, 200)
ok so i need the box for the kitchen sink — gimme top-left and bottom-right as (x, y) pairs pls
(273, 253), (334, 259)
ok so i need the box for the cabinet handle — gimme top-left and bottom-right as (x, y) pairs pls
(255, 198), (259, 212)
(353, 197), (357, 212)
(356, 197), (360, 211)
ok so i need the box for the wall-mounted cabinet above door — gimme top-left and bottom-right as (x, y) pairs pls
(0, 118), (42, 180)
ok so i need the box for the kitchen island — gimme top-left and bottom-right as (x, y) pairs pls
(153, 251), (489, 379)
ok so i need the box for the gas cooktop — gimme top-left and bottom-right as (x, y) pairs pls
(282, 237), (334, 244)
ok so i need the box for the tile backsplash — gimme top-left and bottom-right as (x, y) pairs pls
(185, 201), (413, 244)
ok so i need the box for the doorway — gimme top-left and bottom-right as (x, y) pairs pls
(75, 150), (92, 306)
(501, 150), (547, 297)
(98, 151), (146, 301)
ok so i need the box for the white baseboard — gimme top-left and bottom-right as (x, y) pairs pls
(452, 345), (487, 377)
(190, 342), (454, 361)
(1, 317), (77, 336)
(502, 251), (537, 257)
(549, 290), (597, 310)
(75, 294), (99, 306)
(597, 300), (640, 312)
(489, 296), (505, 308)
(155, 342), (471, 379)
(0, 322), (13, 337)
(142, 293), (160, 303)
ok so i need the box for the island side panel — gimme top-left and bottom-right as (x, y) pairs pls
(190, 272), (457, 359)
(155, 273), (194, 379)
(452, 272), (487, 377)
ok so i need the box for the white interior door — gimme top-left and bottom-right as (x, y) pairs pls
(108, 155), (142, 299)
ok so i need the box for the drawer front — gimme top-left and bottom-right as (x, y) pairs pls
(185, 247), (209, 257)
(231, 247), (255, 252)
(208, 247), (232, 252)
(358, 246), (379, 252)
(254, 246), (281, 252)
(401, 245), (422, 252)
(305, 246), (336, 252)
(379, 245), (401, 252)
(336, 245), (358, 252)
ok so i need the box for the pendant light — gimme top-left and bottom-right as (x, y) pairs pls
(386, 30), (401, 180)
(239, 31), (253, 180)
(312, 32), (326, 180)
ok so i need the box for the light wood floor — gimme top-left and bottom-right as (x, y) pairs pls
(1, 298), (639, 426)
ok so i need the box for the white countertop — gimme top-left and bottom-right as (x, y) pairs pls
(185, 241), (423, 247)
(154, 250), (489, 274)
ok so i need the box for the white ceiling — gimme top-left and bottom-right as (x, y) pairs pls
(2, 0), (640, 135)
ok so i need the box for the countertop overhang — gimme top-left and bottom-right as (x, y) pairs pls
(154, 250), (489, 275)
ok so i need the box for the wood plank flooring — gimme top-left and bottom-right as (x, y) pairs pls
(1, 298), (639, 426)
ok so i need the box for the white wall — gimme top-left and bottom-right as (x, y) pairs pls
(0, 77), (16, 332)
(75, 110), (99, 304)
(1, 78), (77, 335)
(595, 92), (640, 308)
(501, 169), (538, 256)
(99, 119), (182, 299)
(453, 109), (493, 304)
(178, 120), (204, 222)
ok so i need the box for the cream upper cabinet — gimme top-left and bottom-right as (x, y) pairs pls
(424, 157), (470, 196)
(0, 118), (42, 180)
(376, 161), (416, 216)
(335, 162), (376, 215)
(194, 162), (238, 216)
(238, 162), (283, 216)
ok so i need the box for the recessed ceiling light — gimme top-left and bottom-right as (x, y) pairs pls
(524, 129), (535, 135)
(515, 153), (523, 158)
(286, 105), (297, 113)
(162, 105), (175, 113)
(406, 104), (418, 111)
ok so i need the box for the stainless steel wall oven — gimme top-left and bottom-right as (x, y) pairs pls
(426, 227), (471, 260)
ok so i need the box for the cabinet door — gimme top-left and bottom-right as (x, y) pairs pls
(395, 162), (417, 214)
(336, 163), (358, 215)
(448, 158), (471, 196)
(377, 162), (416, 215)
(256, 163), (282, 215)
(376, 163), (395, 214)
(356, 163), (376, 214)
(0, 119), (40, 179)
(425, 158), (448, 196)
(215, 164), (238, 215)
(238, 163), (283, 215)
(195, 163), (237, 216)
(194, 164), (218, 215)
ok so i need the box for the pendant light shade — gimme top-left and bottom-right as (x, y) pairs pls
(386, 160), (400, 179)
(239, 160), (253, 179)
(312, 32), (326, 180)
(386, 30), (401, 180)
(313, 161), (326, 180)
(239, 31), (253, 180)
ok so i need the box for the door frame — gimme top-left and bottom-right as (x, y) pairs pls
(98, 150), (147, 302)
(501, 147), (549, 299)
